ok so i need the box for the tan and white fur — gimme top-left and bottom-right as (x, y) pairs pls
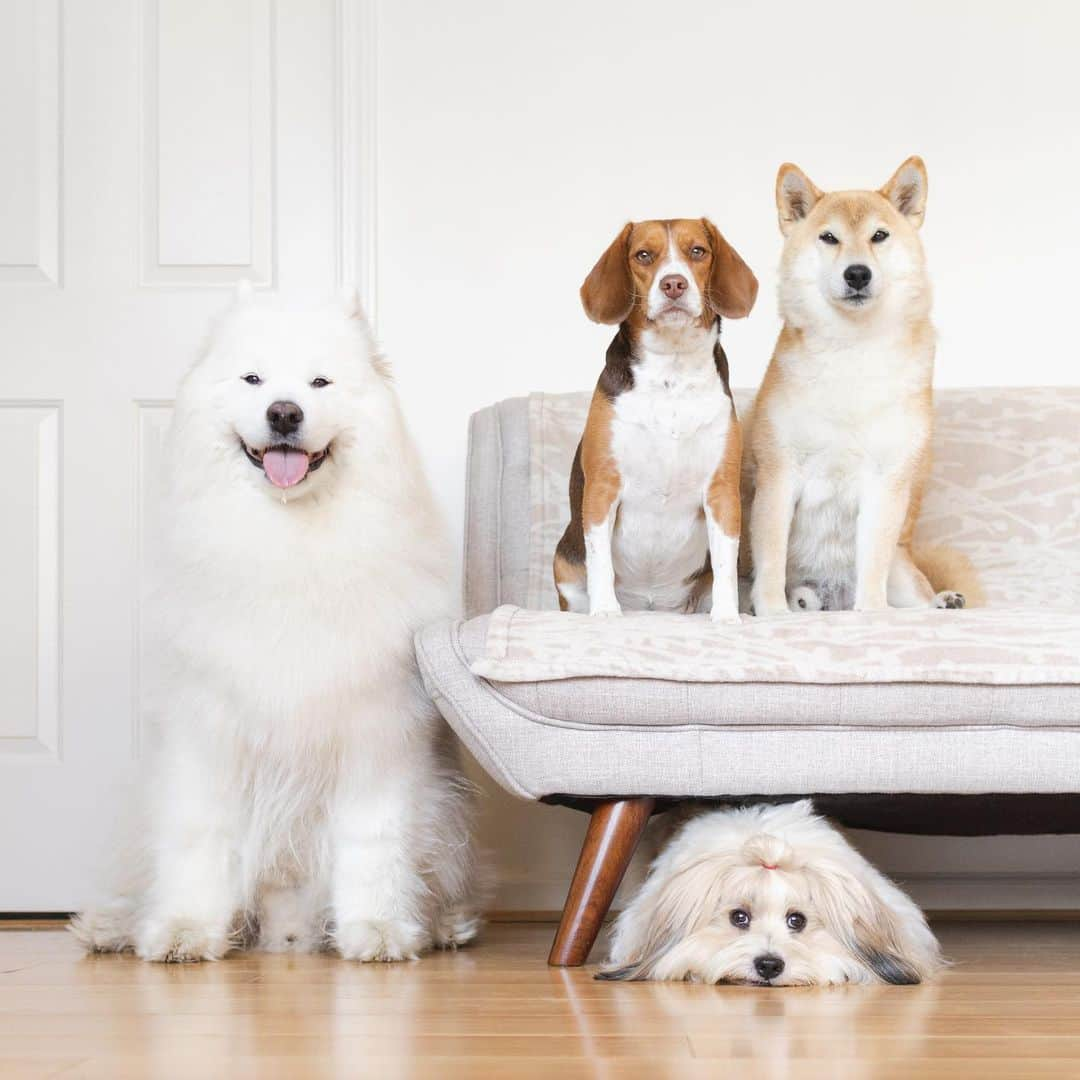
(554, 219), (758, 621)
(744, 157), (980, 615)
(71, 288), (479, 963)
(603, 800), (942, 986)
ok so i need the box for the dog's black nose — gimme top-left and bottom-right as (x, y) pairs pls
(754, 954), (785, 981)
(843, 264), (872, 291)
(267, 400), (304, 436)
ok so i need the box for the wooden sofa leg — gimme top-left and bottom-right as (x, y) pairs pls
(548, 797), (656, 967)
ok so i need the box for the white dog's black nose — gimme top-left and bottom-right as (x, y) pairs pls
(267, 400), (304, 436)
(754, 954), (784, 981)
(843, 264), (872, 291)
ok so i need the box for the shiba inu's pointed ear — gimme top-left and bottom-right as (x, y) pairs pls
(581, 222), (634, 324)
(340, 284), (367, 322)
(880, 156), (928, 227)
(776, 164), (823, 235)
(702, 219), (758, 319)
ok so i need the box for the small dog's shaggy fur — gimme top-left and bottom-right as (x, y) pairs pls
(603, 801), (942, 985)
(71, 288), (479, 963)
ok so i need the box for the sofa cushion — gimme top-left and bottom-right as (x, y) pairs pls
(471, 605), (1080, 686)
(418, 617), (1080, 800)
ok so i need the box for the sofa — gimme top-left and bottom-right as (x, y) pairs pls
(416, 388), (1080, 965)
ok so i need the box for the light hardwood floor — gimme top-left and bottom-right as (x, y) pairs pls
(2, 921), (1079, 1079)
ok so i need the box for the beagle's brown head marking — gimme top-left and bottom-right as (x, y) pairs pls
(580, 219), (758, 329)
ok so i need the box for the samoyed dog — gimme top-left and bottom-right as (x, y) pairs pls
(72, 286), (478, 962)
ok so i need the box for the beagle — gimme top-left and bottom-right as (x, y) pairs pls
(553, 219), (758, 620)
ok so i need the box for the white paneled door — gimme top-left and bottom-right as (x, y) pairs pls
(0, 0), (372, 909)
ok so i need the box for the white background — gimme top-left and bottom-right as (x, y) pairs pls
(1, 0), (1077, 913)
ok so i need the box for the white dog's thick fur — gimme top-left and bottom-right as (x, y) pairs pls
(604, 801), (941, 986)
(71, 288), (478, 963)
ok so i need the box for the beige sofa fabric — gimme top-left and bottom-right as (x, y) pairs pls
(416, 616), (1080, 798)
(471, 604), (1080, 685)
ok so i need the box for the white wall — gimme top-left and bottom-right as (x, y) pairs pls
(374, 0), (1080, 910)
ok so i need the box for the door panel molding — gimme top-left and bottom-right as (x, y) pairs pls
(0, 0), (62, 285)
(0, 402), (62, 756)
(138, 0), (275, 287)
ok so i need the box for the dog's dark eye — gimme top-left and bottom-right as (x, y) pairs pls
(871, 229), (889, 244)
(241, 373), (262, 386)
(786, 911), (807, 932)
(819, 231), (839, 245)
(689, 245), (707, 259)
(634, 250), (654, 264)
(310, 377), (332, 389)
(730, 909), (751, 930)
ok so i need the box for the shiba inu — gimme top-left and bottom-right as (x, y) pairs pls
(554, 219), (758, 621)
(743, 157), (980, 615)
(72, 288), (479, 962)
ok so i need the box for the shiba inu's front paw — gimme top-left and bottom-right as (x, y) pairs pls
(335, 918), (428, 962)
(933, 591), (965, 609)
(135, 916), (231, 963)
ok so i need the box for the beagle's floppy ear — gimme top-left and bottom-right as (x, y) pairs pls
(880, 156), (928, 228)
(702, 219), (758, 320)
(580, 223), (635, 325)
(776, 163), (823, 236)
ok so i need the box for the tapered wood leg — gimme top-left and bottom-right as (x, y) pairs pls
(548, 797), (656, 967)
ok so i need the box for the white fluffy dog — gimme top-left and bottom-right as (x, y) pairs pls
(72, 287), (478, 963)
(603, 801), (941, 985)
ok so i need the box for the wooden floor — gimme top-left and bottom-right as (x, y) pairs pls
(2, 921), (1080, 1079)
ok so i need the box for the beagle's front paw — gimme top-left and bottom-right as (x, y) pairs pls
(588, 597), (623, 617)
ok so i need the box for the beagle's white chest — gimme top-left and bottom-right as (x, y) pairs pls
(607, 351), (734, 609)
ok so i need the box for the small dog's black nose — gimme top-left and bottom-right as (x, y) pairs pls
(754, 954), (785, 981)
(843, 264), (872, 291)
(267, 400), (304, 436)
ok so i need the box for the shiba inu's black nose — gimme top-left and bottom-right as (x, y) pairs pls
(843, 264), (872, 291)
(754, 954), (784, 981)
(267, 400), (304, 435)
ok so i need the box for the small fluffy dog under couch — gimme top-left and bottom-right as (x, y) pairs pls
(602, 801), (941, 985)
(71, 286), (478, 963)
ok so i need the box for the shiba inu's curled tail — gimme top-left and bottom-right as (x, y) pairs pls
(914, 545), (985, 607)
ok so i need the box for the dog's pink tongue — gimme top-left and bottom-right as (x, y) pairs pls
(262, 447), (310, 488)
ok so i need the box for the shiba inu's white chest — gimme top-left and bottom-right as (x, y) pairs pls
(609, 349), (733, 609)
(770, 339), (932, 601)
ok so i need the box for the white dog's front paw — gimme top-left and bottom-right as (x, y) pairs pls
(335, 918), (429, 962)
(135, 917), (231, 963)
(933, 590), (966, 609)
